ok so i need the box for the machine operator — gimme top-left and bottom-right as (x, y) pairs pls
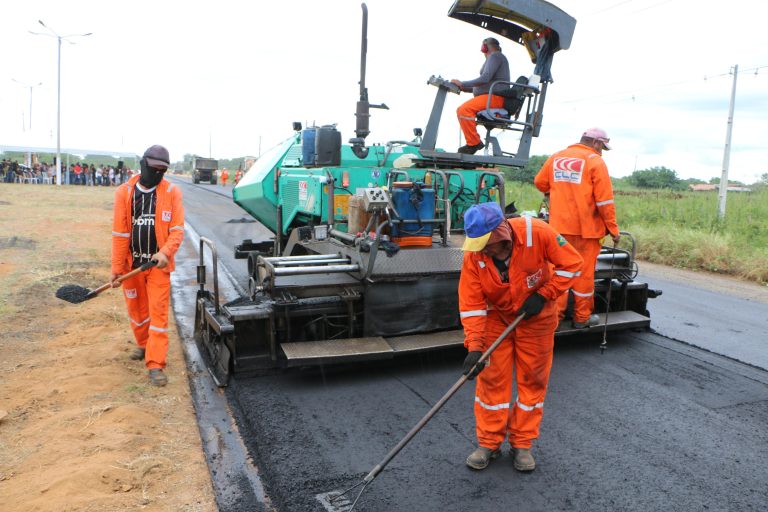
(450, 37), (510, 155)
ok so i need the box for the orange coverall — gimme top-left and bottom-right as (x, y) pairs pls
(458, 94), (505, 147)
(220, 169), (228, 186)
(459, 216), (583, 449)
(112, 175), (184, 370)
(534, 143), (619, 324)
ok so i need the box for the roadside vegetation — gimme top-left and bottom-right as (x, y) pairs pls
(503, 163), (768, 284)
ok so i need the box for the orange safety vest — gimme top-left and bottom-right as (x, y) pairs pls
(458, 216), (583, 352)
(534, 143), (619, 239)
(111, 175), (185, 275)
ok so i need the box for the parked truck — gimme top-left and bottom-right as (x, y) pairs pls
(192, 157), (218, 184)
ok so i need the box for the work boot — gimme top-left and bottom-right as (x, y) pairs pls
(129, 347), (146, 361)
(512, 448), (536, 472)
(457, 142), (485, 155)
(148, 368), (168, 387)
(465, 446), (500, 470)
(572, 313), (600, 329)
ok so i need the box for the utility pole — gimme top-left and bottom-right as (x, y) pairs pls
(718, 64), (738, 219)
(30, 21), (92, 186)
(11, 79), (42, 131)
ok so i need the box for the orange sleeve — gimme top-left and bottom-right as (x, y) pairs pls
(458, 253), (489, 352)
(534, 222), (584, 302)
(591, 158), (619, 237)
(111, 184), (132, 275)
(534, 156), (553, 194)
(160, 187), (185, 259)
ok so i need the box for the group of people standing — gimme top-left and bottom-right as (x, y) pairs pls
(218, 168), (243, 187)
(65, 162), (131, 186)
(0, 158), (130, 186)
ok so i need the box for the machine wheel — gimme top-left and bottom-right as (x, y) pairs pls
(194, 297), (232, 386)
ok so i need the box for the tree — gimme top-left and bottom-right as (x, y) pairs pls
(501, 154), (549, 184)
(628, 166), (684, 190)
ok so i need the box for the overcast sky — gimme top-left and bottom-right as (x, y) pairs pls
(2, 0), (766, 182)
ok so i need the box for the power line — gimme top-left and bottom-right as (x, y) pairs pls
(631, 0), (676, 14)
(558, 65), (765, 105)
(590, 0), (635, 15)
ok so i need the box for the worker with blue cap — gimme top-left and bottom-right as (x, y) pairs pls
(458, 202), (583, 471)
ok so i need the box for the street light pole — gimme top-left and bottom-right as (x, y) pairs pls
(11, 79), (42, 131)
(30, 21), (91, 186)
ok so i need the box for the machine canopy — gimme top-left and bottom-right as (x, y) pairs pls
(448, 0), (576, 82)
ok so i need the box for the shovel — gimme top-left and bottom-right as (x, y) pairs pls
(55, 260), (158, 304)
(325, 312), (526, 511)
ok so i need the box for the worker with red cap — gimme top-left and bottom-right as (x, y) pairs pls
(450, 37), (510, 154)
(534, 127), (620, 328)
(459, 202), (583, 471)
(111, 144), (185, 387)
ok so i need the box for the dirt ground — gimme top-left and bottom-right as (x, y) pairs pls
(3, 182), (767, 512)
(0, 184), (216, 511)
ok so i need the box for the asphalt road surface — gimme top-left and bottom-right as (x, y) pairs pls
(171, 177), (768, 512)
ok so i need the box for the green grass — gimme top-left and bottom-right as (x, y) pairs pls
(504, 183), (768, 283)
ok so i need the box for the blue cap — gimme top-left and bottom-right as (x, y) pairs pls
(462, 202), (504, 251)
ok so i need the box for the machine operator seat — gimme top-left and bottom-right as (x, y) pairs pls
(476, 76), (533, 156)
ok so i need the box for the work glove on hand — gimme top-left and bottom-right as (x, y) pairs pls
(516, 292), (546, 319)
(462, 351), (485, 380)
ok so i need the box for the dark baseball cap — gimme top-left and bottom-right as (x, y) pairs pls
(143, 145), (171, 168)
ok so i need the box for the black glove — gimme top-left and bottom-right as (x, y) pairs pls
(516, 292), (546, 319)
(462, 351), (485, 380)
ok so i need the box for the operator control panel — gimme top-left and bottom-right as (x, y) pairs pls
(427, 75), (460, 94)
(361, 187), (390, 212)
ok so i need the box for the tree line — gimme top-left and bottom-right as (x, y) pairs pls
(501, 155), (767, 190)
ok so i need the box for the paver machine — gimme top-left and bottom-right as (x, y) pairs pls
(194, 0), (660, 385)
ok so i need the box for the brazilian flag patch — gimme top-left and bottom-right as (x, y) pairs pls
(556, 234), (567, 247)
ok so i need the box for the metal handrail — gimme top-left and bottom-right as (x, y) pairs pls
(198, 237), (221, 315)
(474, 171), (506, 209)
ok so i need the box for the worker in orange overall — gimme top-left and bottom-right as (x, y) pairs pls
(534, 127), (620, 328)
(459, 202), (583, 472)
(220, 168), (229, 186)
(110, 145), (184, 387)
(234, 168), (243, 185)
(450, 37), (510, 154)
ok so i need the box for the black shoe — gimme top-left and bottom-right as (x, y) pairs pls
(457, 143), (485, 154)
(129, 348), (146, 361)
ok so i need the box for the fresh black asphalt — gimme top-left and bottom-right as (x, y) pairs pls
(173, 178), (768, 512)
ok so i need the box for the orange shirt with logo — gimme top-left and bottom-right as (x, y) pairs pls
(534, 143), (619, 239)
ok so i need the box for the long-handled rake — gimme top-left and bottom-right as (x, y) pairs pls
(325, 312), (526, 511)
(55, 260), (158, 304)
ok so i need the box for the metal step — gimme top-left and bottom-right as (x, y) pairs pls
(280, 311), (650, 365)
(386, 330), (464, 352)
(556, 310), (650, 336)
(281, 337), (394, 366)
